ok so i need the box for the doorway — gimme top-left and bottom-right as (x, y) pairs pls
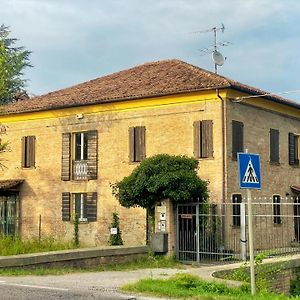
(0, 194), (18, 235)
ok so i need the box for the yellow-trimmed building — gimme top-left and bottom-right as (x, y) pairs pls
(0, 59), (300, 249)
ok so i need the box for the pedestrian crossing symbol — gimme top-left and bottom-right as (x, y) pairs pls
(238, 153), (261, 189)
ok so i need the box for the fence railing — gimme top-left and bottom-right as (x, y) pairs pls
(177, 199), (300, 263)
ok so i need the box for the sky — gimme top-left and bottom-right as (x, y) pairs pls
(1, 0), (300, 102)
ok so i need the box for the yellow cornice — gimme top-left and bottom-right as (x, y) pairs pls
(0, 90), (225, 123)
(227, 90), (300, 119)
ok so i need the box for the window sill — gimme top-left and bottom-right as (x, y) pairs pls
(197, 157), (214, 160)
(269, 161), (280, 166)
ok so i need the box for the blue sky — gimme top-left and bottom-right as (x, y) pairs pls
(2, 0), (300, 102)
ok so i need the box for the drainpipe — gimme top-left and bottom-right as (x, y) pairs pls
(216, 89), (227, 204)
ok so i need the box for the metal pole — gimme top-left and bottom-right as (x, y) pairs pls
(247, 189), (256, 295)
(240, 202), (246, 261)
(196, 204), (200, 263)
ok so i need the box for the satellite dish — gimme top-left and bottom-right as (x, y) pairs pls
(212, 50), (225, 66)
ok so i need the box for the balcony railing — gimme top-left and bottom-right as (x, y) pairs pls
(72, 160), (88, 180)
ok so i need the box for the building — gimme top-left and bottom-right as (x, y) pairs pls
(0, 59), (299, 251)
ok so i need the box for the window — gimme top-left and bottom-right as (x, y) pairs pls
(270, 129), (279, 163)
(232, 194), (242, 227)
(129, 126), (146, 162)
(232, 121), (244, 160)
(61, 192), (97, 222)
(21, 136), (35, 168)
(193, 120), (213, 158)
(289, 132), (299, 166)
(61, 130), (98, 181)
(273, 195), (281, 224)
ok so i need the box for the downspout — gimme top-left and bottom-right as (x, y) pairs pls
(216, 89), (227, 204)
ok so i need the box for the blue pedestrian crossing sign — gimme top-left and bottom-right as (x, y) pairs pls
(238, 153), (261, 189)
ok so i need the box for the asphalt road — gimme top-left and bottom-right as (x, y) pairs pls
(0, 268), (183, 300)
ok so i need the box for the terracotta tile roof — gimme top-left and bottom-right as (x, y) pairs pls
(3, 59), (300, 114)
(0, 179), (24, 190)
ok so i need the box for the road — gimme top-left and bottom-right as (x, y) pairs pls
(0, 268), (183, 299)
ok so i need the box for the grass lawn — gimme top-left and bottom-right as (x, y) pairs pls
(122, 273), (300, 300)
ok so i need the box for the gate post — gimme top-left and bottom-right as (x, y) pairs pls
(196, 204), (200, 263)
(240, 202), (247, 261)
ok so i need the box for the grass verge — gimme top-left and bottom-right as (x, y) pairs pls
(122, 273), (299, 300)
(0, 254), (181, 276)
(0, 236), (75, 256)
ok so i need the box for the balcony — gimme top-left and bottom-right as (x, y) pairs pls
(72, 160), (88, 180)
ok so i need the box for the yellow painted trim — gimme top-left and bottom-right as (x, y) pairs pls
(0, 90), (225, 123)
(227, 90), (300, 119)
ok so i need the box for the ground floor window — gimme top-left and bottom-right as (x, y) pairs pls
(232, 194), (242, 227)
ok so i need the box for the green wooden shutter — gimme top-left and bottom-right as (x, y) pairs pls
(193, 121), (200, 158)
(201, 120), (213, 158)
(28, 136), (35, 168)
(289, 132), (295, 165)
(138, 126), (146, 161)
(232, 121), (243, 160)
(86, 192), (97, 222)
(61, 133), (71, 181)
(129, 127), (135, 162)
(87, 130), (98, 180)
(62, 192), (71, 221)
(270, 129), (279, 163)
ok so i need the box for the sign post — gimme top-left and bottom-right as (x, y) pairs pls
(238, 152), (261, 296)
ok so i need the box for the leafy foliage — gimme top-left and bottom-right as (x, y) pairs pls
(0, 24), (32, 103)
(73, 213), (80, 247)
(108, 212), (124, 246)
(112, 154), (209, 211)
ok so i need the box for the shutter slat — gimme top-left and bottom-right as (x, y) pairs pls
(87, 130), (98, 180)
(61, 133), (71, 181)
(62, 192), (71, 221)
(193, 121), (200, 158)
(87, 192), (97, 222)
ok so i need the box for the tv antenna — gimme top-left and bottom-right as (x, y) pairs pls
(191, 24), (231, 74)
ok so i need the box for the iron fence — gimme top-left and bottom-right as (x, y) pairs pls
(176, 198), (300, 263)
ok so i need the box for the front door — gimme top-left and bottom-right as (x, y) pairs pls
(0, 194), (17, 235)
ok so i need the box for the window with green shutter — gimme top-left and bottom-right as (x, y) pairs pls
(270, 128), (279, 164)
(61, 131), (98, 181)
(193, 120), (213, 158)
(129, 126), (146, 162)
(289, 132), (299, 166)
(61, 192), (97, 222)
(232, 120), (244, 160)
(21, 136), (36, 168)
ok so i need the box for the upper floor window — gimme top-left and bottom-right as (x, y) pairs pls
(61, 130), (98, 181)
(270, 128), (279, 164)
(273, 195), (282, 225)
(232, 121), (244, 160)
(62, 192), (97, 222)
(232, 194), (242, 227)
(289, 132), (299, 166)
(193, 120), (213, 158)
(129, 126), (146, 162)
(21, 136), (35, 168)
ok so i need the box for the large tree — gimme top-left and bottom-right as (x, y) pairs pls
(0, 24), (31, 103)
(112, 154), (209, 214)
